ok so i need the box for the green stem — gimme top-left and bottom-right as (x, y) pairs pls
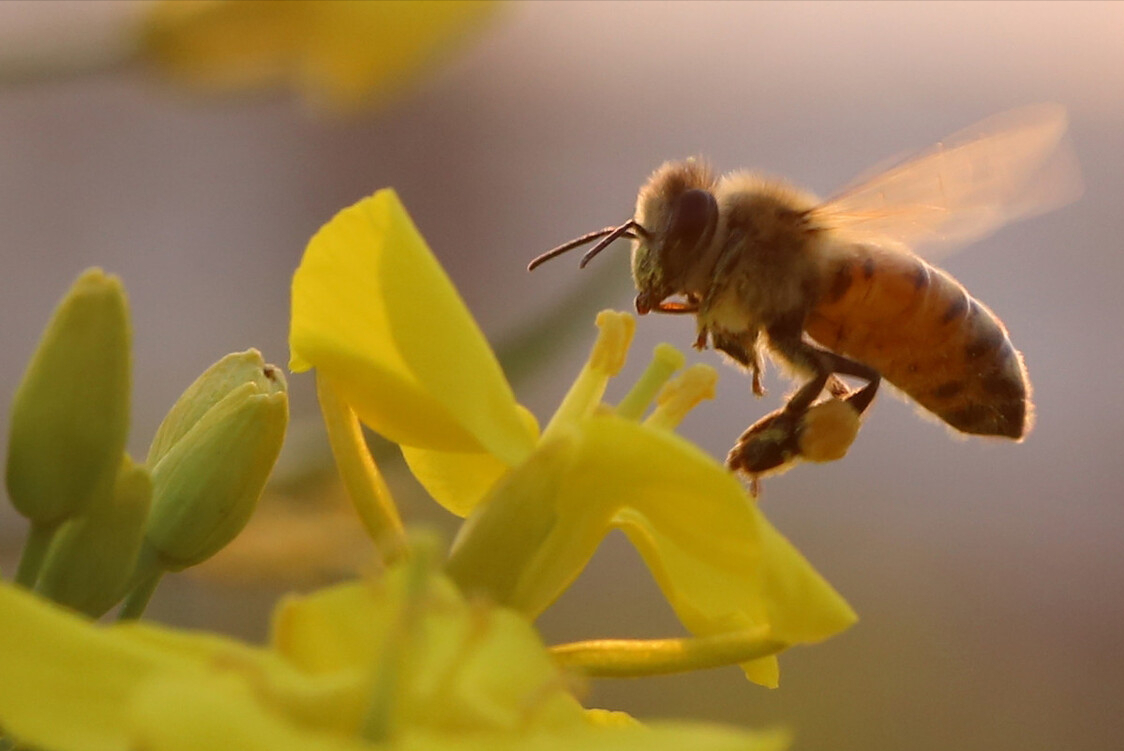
(361, 539), (435, 743)
(15, 522), (58, 588)
(117, 569), (164, 621)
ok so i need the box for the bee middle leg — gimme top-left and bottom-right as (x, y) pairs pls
(712, 332), (765, 396)
(766, 322), (881, 417)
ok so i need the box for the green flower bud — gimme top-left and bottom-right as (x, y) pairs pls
(6, 268), (131, 527)
(145, 351), (288, 570)
(147, 349), (276, 467)
(35, 455), (152, 617)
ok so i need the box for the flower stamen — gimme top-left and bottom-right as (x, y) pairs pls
(615, 343), (686, 421)
(543, 311), (635, 437)
(316, 373), (406, 565)
(643, 364), (718, 431)
(549, 627), (785, 678)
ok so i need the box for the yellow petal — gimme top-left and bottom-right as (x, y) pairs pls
(445, 428), (602, 616)
(398, 722), (791, 751)
(118, 620), (365, 735)
(401, 405), (540, 517)
(272, 565), (588, 737)
(271, 579), (394, 673)
(0, 581), (194, 751)
(290, 190), (535, 464)
(0, 577), (366, 751)
(449, 412), (854, 687)
(581, 416), (856, 687)
(127, 674), (370, 751)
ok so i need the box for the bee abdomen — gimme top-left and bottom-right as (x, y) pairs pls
(806, 245), (1031, 439)
(925, 296), (1029, 438)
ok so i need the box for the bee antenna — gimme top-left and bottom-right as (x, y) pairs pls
(527, 220), (647, 272)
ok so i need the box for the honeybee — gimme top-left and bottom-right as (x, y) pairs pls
(529, 104), (1081, 480)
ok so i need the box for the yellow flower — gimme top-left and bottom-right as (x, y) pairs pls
(290, 191), (856, 687)
(0, 545), (789, 751)
(139, 0), (500, 112)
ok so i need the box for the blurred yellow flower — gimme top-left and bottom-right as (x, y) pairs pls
(139, 0), (499, 111)
(290, 191), (856, 687)
(0, 545), (790, 751)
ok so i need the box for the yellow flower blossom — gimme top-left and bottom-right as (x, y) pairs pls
(0, 545), (789, 751)
(289, 191), (856, 687)
(139, 0), (500, 112)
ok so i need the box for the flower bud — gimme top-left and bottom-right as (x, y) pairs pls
(6, 268), (131, 527)
(145, 351), (288, 571)
(35, 455), (152, 617)
(147, 349), (277, 467)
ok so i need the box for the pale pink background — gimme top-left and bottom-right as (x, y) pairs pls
(0, 3), (1120, 750)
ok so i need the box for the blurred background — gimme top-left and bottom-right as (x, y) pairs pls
(1, 2), (1121, 750)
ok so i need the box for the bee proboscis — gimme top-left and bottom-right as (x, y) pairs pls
(529, 104), (1082, 480)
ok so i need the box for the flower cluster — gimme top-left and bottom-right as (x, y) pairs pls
(6, 270), (288, 620)
(139, 0), (500, 112)
(0, 190), (856, 751)
(289, 189), (856, 687)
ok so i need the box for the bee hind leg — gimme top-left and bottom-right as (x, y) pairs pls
(727, 327), (880, 482)
(785, 349), (880, 417)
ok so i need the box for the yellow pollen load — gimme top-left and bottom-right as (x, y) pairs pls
(797, 399), (861, 463)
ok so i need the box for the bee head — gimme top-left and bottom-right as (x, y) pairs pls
(527, 159), (719, 315)
(632, 160), (719, 314)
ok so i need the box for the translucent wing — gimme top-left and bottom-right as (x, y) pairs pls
(814, 103), (1083, 256)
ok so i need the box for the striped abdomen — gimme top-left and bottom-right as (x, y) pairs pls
(804, 243), (1030, 438)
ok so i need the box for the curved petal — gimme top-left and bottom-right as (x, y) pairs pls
(401, 405), (540, 517)
(290, 190), (535, 464)
(271, 568), (587, 736)
(583, 416), (857, 687)
(128, 674), (369, 751)
(0, 581), (191, 751)
(448, 413), (854, 687)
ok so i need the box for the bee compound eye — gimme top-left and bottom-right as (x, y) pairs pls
(666, 189), (718, 248)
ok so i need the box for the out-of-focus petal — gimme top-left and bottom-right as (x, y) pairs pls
(128, 674), (370, 751)
(290, 190), (536, 464)
(271, 567), (588, 736)
(140, 0), (500, 112)
(0, 580), (190, 751)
